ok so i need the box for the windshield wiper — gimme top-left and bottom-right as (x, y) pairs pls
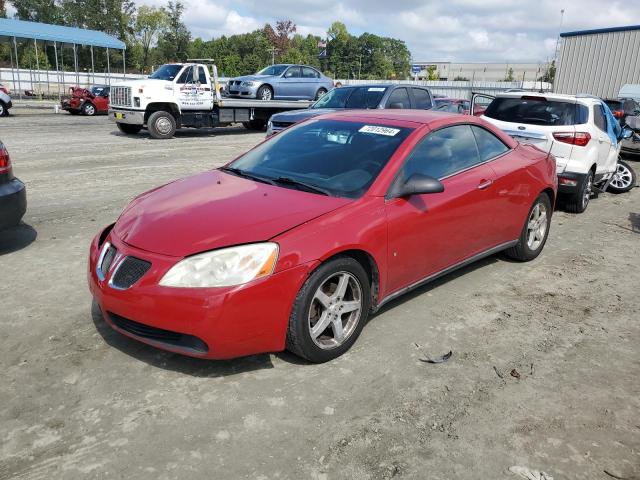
(219, 167), (275, 185)
(272, 176), (331, 196)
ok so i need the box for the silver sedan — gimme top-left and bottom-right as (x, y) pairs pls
(227, 64), (335, 101)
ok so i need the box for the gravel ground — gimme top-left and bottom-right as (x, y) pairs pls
(0, 109), (639, 480)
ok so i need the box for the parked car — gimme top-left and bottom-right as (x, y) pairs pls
(604, 98), (640, 125)
(0, 83), (12, 117)
(0, 140), (26, 230)
(61, 86), (110, 116)
(474, 92), (629, 213)
(89, 110), (557, 363)
(266, 84), (433, 136)
(227, 64), (334, 101)
(433, 98), (471, 114)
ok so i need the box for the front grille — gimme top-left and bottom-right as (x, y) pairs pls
(108, 312), (209, 354)
(111, 256), (151, 289)
(110, 86), (131, 107)
(272, 121), (293, 129)
(101, 245), (117, 273)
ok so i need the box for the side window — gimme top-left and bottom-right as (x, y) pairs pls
(386, 88), (410, 109)
(284, 67), (301, 78)
(471, 126), (509, 161)
(176, 66), (194, 84)
(198, 66), (208, 85)
(593, 104), (607, 132)
(401, 125), (481, 180)
(412, 88), (432, 109)
(302, 67), (319, 79)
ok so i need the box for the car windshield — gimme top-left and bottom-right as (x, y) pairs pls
(225, 119), (413, 198)
(91, 86), (107, 96)
(257, 65), (289, 76)
(312, 86), (388, 109)
(149, 64), (183, 81)
(484, 97), (589, 126)
(605, 100), (623, 111)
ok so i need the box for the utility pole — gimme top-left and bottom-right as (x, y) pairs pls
(553, 9), (565, 63)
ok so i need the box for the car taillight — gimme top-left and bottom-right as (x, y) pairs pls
(613, 110), (624, 119)
(0, 145), (11, 174)
(553, 132), (591, 147)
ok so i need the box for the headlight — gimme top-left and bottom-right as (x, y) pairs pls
(242, 81), (256, 87)
(159, 243), (279, 288)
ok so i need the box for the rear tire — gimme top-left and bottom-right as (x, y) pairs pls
(607, 159), (636, 193)
(286, 256), (370, 363)
(564, 170), (593, 213)
(256, 85), (273, 101)
(117, 123), (142, 135)
(147, 111), (176, 139)
(0, 101), (7, 117)
(82, 102), (96, 116)
(505, 193), (552, 262)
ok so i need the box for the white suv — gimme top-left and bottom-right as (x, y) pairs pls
(0, 84), (12, 117)
(474, 92), (624, 213)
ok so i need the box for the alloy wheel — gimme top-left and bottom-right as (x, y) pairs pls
(260, 88), (272, 101)
(610, 162), (634, 190)
(526, 202), (548, 251)
(582, 173), (593, 210)
(308, 271), (363, 350)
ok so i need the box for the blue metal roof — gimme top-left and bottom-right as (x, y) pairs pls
(561, 25), (640, 38)
(0, 18), (125, 49)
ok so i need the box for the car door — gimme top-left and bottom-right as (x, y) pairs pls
(196, 65), (214, 110)
(470, 93), (495, 116)
(96, 88), (109, 112)
(593, 103), (617, 175)
(385, 88), (411, 109)
(301, 67), (320, 99)
(384, 124), (498, 293)
(278, 66), (304, 99)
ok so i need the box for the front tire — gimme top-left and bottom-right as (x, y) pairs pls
(116, 123), (142, 135)
(256, 85), (273, 101)
(0, 101), (7, 117)
(286, 257), (371, 363)
(564, 170), (593, 213)
(607, 159), (636, 193)
(147, 111), (176, 139)
(82, 102), (96, 116)
(506, 193), (552, 261)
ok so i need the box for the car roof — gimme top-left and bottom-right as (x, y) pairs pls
(317, 108), (480, 126)
(495, 91), (602, 105)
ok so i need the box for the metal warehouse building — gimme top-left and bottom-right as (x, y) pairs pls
(555, 25), (640, 98)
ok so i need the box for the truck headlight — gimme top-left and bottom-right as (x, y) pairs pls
(242, 81), (256, 87)
(159, 243), (279, 288)
(134, 97), (141, 107)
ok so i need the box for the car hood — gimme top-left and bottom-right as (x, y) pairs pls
(232, 74), (273, 82)
(113, 169), (351, 257)
(272, 108), (338, 123)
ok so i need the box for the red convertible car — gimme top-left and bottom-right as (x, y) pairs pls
(89, 110), (557, 363)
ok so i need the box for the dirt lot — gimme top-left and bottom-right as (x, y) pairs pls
(0, 109), (639, 480)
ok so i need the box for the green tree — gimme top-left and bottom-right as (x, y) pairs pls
(11, 0), (62, 23)
(426, 65), (439, 80)
(156, 1), (190, 62)
(504, 67), (514, 82)
(264, 20), (296, 60)
(135, 5), (167, 73)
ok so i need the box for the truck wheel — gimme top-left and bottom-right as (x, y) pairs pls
(82, 102), (96, 116)
(564, 171), (593, 214)
(242, 119), (266, 131)
(257, 85), (273, 101)
(315, 88), (327, 100)
(607, 160), (636, 193)
(147, 111), (176, 139)
(117, 123), (142, 135)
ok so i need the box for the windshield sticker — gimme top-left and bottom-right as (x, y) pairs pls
(368, 87), (386, 92)
(359, 125), (400, 136)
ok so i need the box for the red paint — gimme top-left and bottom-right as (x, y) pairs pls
(89, 110), (557, 359)
(62, 87), (109, 114)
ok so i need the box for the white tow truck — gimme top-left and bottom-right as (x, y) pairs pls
(108, 62), (312, 139)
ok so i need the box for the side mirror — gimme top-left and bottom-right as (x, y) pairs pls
(390, 173), (444, 198)
(389, 102), (404, 109)
(621, 127), (634, 139)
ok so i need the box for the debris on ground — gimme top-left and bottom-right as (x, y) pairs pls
(493, 366), (504, 380)
(509, 465), (554, 480)
(419, 350), (452, 364)
(510, 368), (521, 379)
(604, 469), (640, 480)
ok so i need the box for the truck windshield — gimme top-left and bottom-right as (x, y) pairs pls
(149, 64), (183, 81)
(225, 119), (412, 198)
(257, 65), (288, 76)
(312, 86), (388, 109)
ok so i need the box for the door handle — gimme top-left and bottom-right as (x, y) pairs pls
(477, 179), (493, 190)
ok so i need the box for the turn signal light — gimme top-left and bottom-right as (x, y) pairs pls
(0, 144), (12, 175)
(553, 132), (591, 147)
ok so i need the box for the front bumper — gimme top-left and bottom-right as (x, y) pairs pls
(0, 178), (27, 230)
(227, 83), (259, 98)
(88, 228), (313, 359)
(109, 109), (145, 125)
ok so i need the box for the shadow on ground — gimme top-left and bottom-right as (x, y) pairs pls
(630, 212), (640, 233)
(90, 300), (309, 376)
(110, 125), (259, 140)
(0, 223), (37, 255)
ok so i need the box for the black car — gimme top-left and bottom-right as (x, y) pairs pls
(0, 140), (26, 230)
(604, 98), (640, 126)
(266, 84), (434, 136)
